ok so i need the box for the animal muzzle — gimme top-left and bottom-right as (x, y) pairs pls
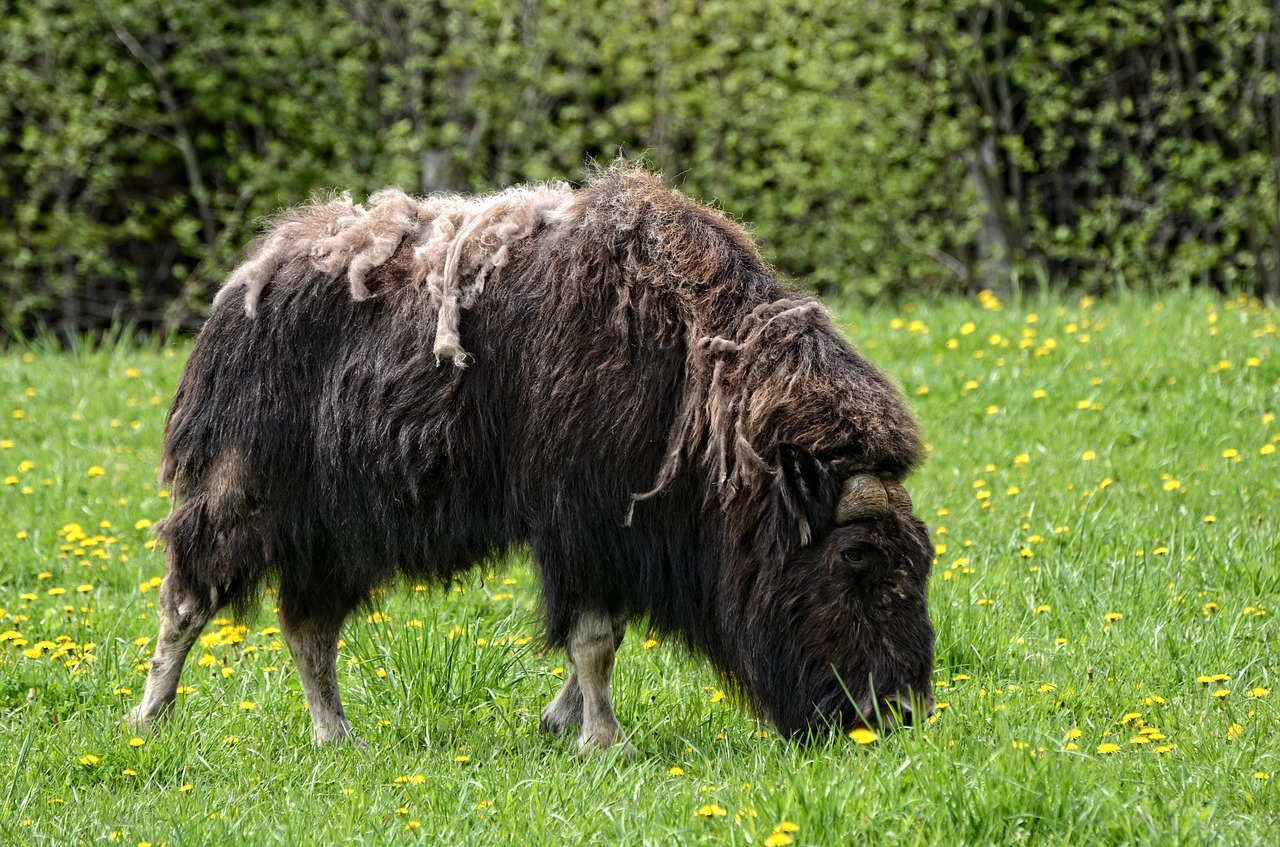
(836, 474), (913, 524)
(854, 691), (935, 731)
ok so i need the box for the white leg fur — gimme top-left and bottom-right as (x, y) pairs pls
(278, 611), (363, 747)
(540, 611), (631, 756)
(127, 577), (213, 730)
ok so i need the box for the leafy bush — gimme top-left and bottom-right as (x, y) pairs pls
(918, 0), (1279, 295)
(1, 0), (1275, 337)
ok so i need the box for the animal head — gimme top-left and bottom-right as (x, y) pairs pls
(758, 463), (935, 736)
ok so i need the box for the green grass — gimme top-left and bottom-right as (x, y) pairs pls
(1, 290), (1276, 845)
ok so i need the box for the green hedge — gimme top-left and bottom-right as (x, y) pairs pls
(919, 0), (1279, 296)
(1, 0), (1276, 337)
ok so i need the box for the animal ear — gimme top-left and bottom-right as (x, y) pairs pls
(779, 443), (821, 501)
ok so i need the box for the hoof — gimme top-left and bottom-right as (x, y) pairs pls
(313, 726), (369, 751)
(540, 701), (582, 738)
(576, 726), (634, 760)
(125, 703), (170, 733)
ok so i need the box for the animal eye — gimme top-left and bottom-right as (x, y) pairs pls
(841, 547), (867, 566)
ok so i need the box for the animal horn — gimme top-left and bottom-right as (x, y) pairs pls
(836, 474), (890, 524)
(884, 481), (913, 514)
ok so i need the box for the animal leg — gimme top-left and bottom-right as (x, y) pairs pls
(278, 604), (363, 747)
(540, 611), (628, 739)
(550, 611), (631, 756)
(127, 574), (215, 730)
(539, 667), (583, 736)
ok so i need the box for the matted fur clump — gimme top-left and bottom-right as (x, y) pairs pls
(215, 181), (574, 366)
(131, 165), (935, 755)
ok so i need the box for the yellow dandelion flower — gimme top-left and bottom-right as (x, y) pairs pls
(1104, 612), (1123, 623)
(239, 701), (255, 710)
(1213, 689), (1230, 699)
(454, 755), (470, 763)
(669, 766), (685, 777)
(1227, 724), (1244, 740)
(128, 737), (145, 748)
(86, 466), (105, 478)
(179, 784), (193, 793)
(1203, 515), (1216, 523)
(1247, 687), (1270, 698)
(848, 727), (878, 745)
(405, 821), (421, 831)
(1081, 450), (1097, 461)
(1261, 444), (1276, 456)
(710, 689), (725, 703)
(1255, 772), (1271, 781)
(764, 835), (794, 847)
(693, 804), (727, 818)
(1096, 743), (1121, 754)
(79, 754), (100, 766)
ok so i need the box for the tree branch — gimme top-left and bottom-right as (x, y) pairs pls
(112, 22), (216, 247)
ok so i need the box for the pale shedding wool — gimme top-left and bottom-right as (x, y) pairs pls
(216, 182), (573, 366)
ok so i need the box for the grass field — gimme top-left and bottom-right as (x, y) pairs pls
(1, 290), (1276, 845)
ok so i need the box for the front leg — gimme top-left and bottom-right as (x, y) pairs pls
(540, 610), (630, 755)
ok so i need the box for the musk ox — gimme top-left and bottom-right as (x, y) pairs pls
(128, 166), (935, 753)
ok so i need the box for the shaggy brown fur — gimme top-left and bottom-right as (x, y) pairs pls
(130, 165), (935, 752)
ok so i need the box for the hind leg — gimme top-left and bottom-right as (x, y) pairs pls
(277, 597), (363, 747)
(540, 610), (630, 755)
(128, 574), (216, 730)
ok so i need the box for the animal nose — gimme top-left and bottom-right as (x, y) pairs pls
(878, 693), (935, 729)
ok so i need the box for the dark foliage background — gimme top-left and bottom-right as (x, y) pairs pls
(2, 0), (1276, 337)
